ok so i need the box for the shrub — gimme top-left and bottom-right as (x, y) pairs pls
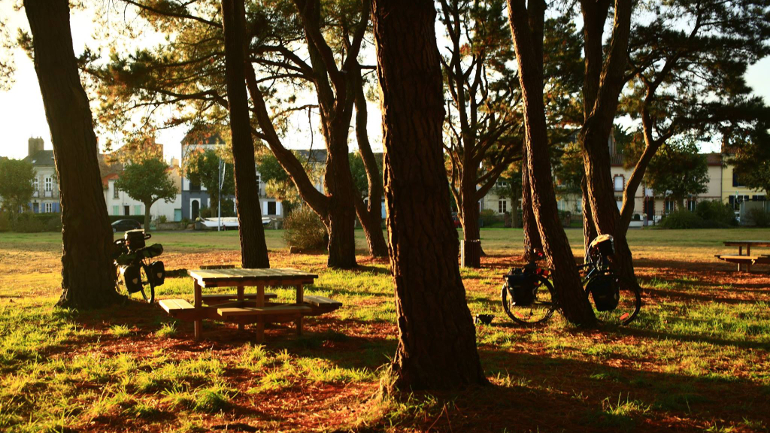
(283, 207), (327, 251)
(658, 210), (721, 229)
(156, 215), (168, 224)
(0, 213), (10, 232)
(695, 201), (736, 226)
(479, 209), (499, 227)
(45, 216), (62, 232)
(12, 213), (46, 233)
(747, 208), (770, 227)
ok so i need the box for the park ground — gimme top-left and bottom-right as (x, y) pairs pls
(0, 228), (769, 432)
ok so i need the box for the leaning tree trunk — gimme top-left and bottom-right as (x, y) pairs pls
(25, 0), (120, 308)
(581, 177), (598, 260)
(352, 62), (389, 258)
(521, 153), (542, 261)
(221, 0), (270, 268)
(373, 0), (487, 390)
(508, 0), (596, 325)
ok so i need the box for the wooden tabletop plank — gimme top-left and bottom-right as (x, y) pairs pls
(188, 268), (319, 284)
(723, 241), (770, 247)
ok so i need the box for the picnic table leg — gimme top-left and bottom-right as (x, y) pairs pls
(255, 283), (265, 343)
(295, 284), (304, 336)
(194, 280), (203, 340)
(237, 284), (245, 331)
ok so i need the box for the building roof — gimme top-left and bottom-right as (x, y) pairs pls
(23, 150), (55, 167)
(705, 152), (722, 166)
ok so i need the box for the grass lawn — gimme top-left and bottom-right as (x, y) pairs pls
(1, 228), (769, 432)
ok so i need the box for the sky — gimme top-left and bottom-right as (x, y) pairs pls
(1, 2), (769, 162)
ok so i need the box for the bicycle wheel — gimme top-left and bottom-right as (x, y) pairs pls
(585, 274), (641, 325)
(501, 275), (556, 325)
(138, 264), (155, 303)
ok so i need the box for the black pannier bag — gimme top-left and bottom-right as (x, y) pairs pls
(121, 264), (144, 294)
(149, 261), (166, 286)
(124, 229), (146, 251)
(505, 270), (536, 306)
(589, 234), (615, 258)
(586, 274), (619, 311)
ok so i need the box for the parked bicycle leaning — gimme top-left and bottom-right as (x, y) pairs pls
(501, 235), (641, 326)
(113, 229), (166, 303)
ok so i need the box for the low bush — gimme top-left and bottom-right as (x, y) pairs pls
(283, 207), (327, 251)
(45, 216), (62, 232)
(694, 201), (736, 226)
(658, 210), (708, 229)
(747, 208), (770, 227)
(12, 213), (46, 233)
(0, 213), (10, 232)
(480, 209), (501, 227)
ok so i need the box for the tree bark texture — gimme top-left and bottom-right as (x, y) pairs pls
(581, 177), (598, 259)
(579, 0), (636, 282)
(221, 0), (270, 269)
(521, 155), (542, 261)
(507, 0), (596, 325)
(25, 0), (121, 309)
(372, 0), (487, 390)
(460, 163), (482, 268)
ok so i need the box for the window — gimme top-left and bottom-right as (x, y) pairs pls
(267, 201), (277, 215)
(732, 171), (745, 187)
(113, 183), (119, 199)
(665, 199), (675, 213)
(613, 175), (624, 192)
(134, 205), (142, 216)
(729, 195), (750, 211)
(44, 202), (52, 213)
(32, 178), (39, 191)
(112, 206), (120, 216)
(44, 177), (52, 192)
(124, 205), (130, 216)
(189, 180), (201, 191)
(687, 199), (697, 212)
(752, 195), (766, 201)
(498, 200), (507, 214)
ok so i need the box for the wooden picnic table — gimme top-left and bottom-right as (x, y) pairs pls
(159, 268), (337, 342)
(716, 241), (770, 272)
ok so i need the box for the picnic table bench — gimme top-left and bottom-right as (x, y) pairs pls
(715, 241), (770, 272)
(158, 268), (342, 342)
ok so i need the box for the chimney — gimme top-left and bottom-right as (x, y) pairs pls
(28, 137), (44, 156)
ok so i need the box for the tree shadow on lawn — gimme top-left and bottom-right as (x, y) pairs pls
(424, 349), (770, 433)
(643, 286), (770, 305)
(611, 325), (770, 351)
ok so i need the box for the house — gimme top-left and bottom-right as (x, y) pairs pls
(179, 132), (310, 220)
(101, 153), (183, 222)
(24, 137), (60, 214)
(721, 146), (768, 220)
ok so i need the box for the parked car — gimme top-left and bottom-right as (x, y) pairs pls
(112, 219), (142, 233)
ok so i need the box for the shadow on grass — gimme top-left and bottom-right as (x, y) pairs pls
(408, 349), (770, 433)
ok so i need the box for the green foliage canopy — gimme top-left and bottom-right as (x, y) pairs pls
(115, 157), (177, 228)
(0, 159), (35, 216)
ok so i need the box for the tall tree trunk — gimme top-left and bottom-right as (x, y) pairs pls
(507, 0), (596, 325)
(521, 153), (542, 261)
(25, 0), (120, 308)
(323, 127), (358, 269)
(581, 177), (598, 260)
(352, 61), (388, 258)
(579, 0), (636, 283)
(143, 202), (152, 232)
(372, 0), (487, 390)
(221, 0), (270, 268)
(460, 162), (481, 267)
